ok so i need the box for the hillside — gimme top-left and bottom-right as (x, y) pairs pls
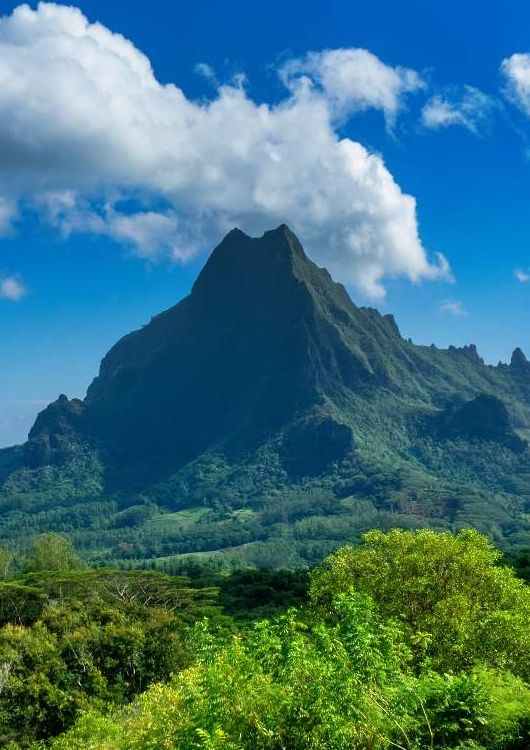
(2, 225), (530, 567)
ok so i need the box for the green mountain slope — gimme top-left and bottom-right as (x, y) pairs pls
(2, 225), (530, 566)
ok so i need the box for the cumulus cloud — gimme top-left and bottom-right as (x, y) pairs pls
(421, 86), (496, 135)
(439, 299), (467, 317)
(279, 47), (424, 126)
(0, 3), (449, 298)
(515, 268), (530, 282)
(501, 53), (530, 116)
(0, 276), (27, 301)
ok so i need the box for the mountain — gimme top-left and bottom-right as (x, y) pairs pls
(3, 225), (530, 567)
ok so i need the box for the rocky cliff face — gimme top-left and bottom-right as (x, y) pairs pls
(24, 395), (85, 467)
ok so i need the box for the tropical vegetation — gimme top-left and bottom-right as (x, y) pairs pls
(0, 528), (529, 749)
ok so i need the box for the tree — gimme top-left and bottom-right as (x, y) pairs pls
(0, 549), (17, 581)
(24, 534), (84, 573)
(310, 528), (530, 677)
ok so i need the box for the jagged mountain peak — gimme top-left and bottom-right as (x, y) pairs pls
(191, 223), (318, 304)
(511, 347), (528, 369)
(79, 226), (366, 471)
(6, 224), (530, 564)
(20, 226), (530, 486)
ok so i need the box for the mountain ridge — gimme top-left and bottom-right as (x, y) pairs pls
(3, 224), (530, 566)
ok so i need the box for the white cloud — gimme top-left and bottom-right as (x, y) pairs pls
(439, 299), (467, 317)
(515, 268), (530, 282)
(279, 47), (424, 126)
(40, 194), (191, 259)
(501, 53), (530, 116)
(194, 62), (218, 85)
(0, 276), (27, 301)
(104, 211), (183, 258)
(0, 3), (449, 299)
(421, 86), (496, 135)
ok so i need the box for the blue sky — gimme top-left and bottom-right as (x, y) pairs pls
(2, 0), (530, 446)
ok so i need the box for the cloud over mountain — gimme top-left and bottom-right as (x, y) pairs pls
(0, 2), (449, 297)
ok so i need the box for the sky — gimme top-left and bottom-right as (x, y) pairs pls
(2, 0), (530, 446)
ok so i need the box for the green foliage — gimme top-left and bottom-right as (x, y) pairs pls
(0, 536), (221, 746)
(310, 528), (530, 678)
(13, 529), (530, 750)
(40, 594), (530, 750)
(505, 549), (530, 583)
(0, 582), (45, 626)
(0, 548), (17, 580)
(215, 568), (309, 622)
(24, 533), (84, 573)
(0, 595), (197, 745)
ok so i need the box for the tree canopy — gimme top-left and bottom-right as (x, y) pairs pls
(310, 528), (530, 676)
(3, 528), (528, 750)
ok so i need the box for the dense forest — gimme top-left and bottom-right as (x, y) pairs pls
(3, 434), (530, 571)
(1, 528), (529, 749)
